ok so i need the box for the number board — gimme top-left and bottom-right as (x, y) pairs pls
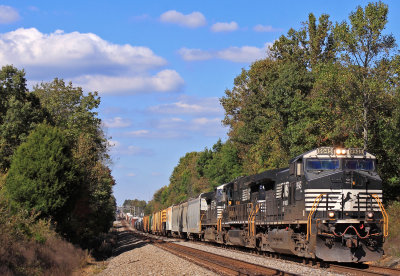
(317, 147), (334, 155)
(349, 148), (364, 156)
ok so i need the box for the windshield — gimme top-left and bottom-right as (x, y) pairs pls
(306, 159), (339, 170)
(344, 159), (374, 171)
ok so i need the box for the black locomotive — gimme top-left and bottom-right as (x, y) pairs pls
(140, 147), (387, 263)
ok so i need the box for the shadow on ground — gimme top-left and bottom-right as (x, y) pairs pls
(112, 228), (148, 256)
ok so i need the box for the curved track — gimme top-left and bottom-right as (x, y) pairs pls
(124, 220), (400, 276)
(122, 220), (293, 275)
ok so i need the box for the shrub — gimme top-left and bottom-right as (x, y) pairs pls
(0, 197), (85, 275)
(385, 201), (400, 257)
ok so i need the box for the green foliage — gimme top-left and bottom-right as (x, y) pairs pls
(0, 65), (46, 171)
(68, 133), (116, 240)
(5, 124), (79, 221)
(200, 140), (243, 189)
(123, 199), (147, 208)
(1, 70), (116, 249)
(334, 1), (396, 149)
(32, 79), (116, 247)
(33, 78), (102, 141)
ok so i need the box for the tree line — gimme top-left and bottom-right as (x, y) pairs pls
(0, 66), (116, 248)
(140, 1), (400, 214)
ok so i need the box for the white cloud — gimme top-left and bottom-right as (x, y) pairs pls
(211, 21), (238, 32)
(127, 145), (153, 156)
(108, 140), (153, 156)
(0, 28), (184, 94)
(127, 130), (150, 137)
(154, 117), (226, 137)
(178, 43), (271, 63)
(178, 48), (212, 61)
(253, 24), (280, 32)
(103, 117), (131, 128)
(160, 10), (206, 28)
(148, 96), (223, 115)
(125, 114), (227, 139)
(0, 6), (20, 24)
(0, 28), (166, 77)
(217, 46), (265, 63)
(73, 69), (184, 94)
(108, 140), (121, 148)
(126, 129), (185, 139)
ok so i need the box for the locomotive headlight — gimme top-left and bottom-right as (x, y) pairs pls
(335, 148), (347, 155)
(367, 212), (374, 218)
(328, 211), (335, 218)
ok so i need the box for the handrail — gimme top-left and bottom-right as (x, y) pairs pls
(307, 193), (325, 240)
(217, 217), (222, 232)
(199, 213), (205, 232)
(251, 204), (260, 236)
(247, 203), (253, 235)
(247, 203), (260, 236)
(371, 194), (389, 237)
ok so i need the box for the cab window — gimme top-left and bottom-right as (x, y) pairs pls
(344, 159), (374, 171)
(306, 159), (339, 170)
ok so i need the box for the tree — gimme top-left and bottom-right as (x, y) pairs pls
(202, 140), (243, 188)
(33, 78), (106, 157)
(33, 79), (116, 245)
(0, 66), (45, 171)
(334, 1), (396, 149)
(5, 124), (79, 222)
(66, 133), (116, 245)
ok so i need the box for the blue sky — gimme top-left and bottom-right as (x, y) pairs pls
(1, 1), (399, 205)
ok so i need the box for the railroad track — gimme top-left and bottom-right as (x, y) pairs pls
(121, 221), (293, 275)
(122, 220), (400, 276)
(203, 241), (400, 275)
(152, 240), (294, 276)
(328, 263), (400, 275)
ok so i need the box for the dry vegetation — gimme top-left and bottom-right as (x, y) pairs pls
(0, 203), (86, 275)
(385, 201), (400, 257)
(0, 173), (86, 275)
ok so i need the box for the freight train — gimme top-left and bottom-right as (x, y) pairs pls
(135, 147), (387, 263)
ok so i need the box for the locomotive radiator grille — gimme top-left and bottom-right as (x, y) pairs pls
(304, 189), (382, 212)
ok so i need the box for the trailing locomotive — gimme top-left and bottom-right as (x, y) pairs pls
(138, 147), (387, 263)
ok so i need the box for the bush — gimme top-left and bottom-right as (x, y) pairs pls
(0, 197), (85, 275)
(385, 201), (400, 257)
(5, 124), (79, 224)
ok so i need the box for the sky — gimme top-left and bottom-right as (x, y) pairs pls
(1, 1), (399, 205)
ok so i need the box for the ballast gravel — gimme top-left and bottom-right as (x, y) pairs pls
(170, 240), (345, 276)
(100, 221), (344, 276)
(99, 222), (217, 276)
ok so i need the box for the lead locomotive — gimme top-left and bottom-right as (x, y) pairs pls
(141, 147), (387, 263)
